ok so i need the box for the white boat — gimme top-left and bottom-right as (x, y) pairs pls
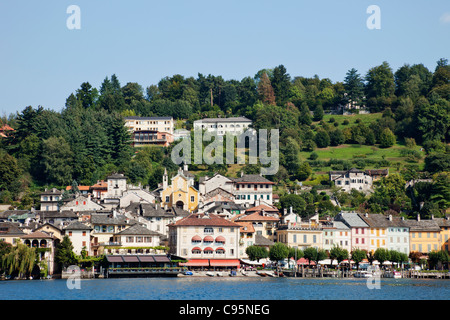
(216, 272), (223, 277)
(385, 271), (402, 279)
(206, 272), (215, 277)
(354, 271), (373, 278)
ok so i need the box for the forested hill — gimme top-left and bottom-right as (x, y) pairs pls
(0, 60), (449, 217)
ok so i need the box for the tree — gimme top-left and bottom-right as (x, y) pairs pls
(314, 130), (330, 148)
(271, 64), (291, 106)
(351, 249), (367, 269)
(41, 136), (73, 185)
(428, 250), (450, 270)
(1, 242), (36, 278)
(55, 236), (78, 269)
(245, 245), (269, 262)
(269, 242), (289, 263)
(257, 73), (276, 106)
(303, 247), (327, 266)
(330, 245), (349, 266)
(365, 61), (395, 99)
(379, 128), (396, 148)
(373, 248), (390, 266)
(280, 194), (306, 216)
(344, 68), (365, 107)
(313, 105), (324, 121)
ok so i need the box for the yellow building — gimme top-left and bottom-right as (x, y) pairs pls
(161, 167), (199, 213)
(404, 216), (441, 254)
(434, 216), (450, 253)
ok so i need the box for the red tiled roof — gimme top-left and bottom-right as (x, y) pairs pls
(171, 213), (241, 228)
(237, 212), (279, 222)
(245, 204), (278, 213)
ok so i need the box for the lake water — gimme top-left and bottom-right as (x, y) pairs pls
(0, 277), (449, 300)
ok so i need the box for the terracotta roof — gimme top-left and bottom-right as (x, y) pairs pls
(0, 124), (14, 131)
(245, 204), (279, 213)
(21, 231), (53, 239)
(236, 212), (279, 222)
(170, 213), (241, 228)
(66, 186), (91, 191)
(236, 222), (255, 233)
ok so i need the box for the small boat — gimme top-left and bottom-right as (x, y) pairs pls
(256, 271), (267, 277)
(354, 271), (372, 278)
(184, 271), (193, 276)
(241, 271), (247, 276)
(206, 272), (215, 277)
(393, 271), (402, 279)
(216, 272), (223, 277)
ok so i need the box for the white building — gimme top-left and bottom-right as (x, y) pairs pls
(322, 220), (352, 253)
(329, 168), (373, 193)
(168, 213), (241, 265)
(64, 221), (93, 256)
(106, 173), (128, 198)
(199, 173), (233, 196)
(124, 116), (174, 135)
(193, 117), (252, 136)
(229, 174), (274, 207)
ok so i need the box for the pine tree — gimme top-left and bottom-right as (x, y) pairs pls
(257, 73), (276, 105)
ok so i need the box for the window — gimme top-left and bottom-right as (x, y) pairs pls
(126, 237), (134, 243)
(191, 196), (195, 202)
(82, 231), (86, 236)
(82, 241), (86, 247)
(69, 231), (72, 236)
(293, 235), (297, 243)
(303, 235), (307, 243)
(204, 227), (214, 234)
(165, 196), (170, 203)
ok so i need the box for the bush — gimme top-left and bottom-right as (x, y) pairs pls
(379, 128), (396, 148)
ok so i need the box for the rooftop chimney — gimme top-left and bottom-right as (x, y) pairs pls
(417, 214), (420, 221)
(388, 214), (392, 221)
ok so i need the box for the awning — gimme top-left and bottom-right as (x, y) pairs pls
(106, 255), (124, 263)
(192, 235), (202, 242)
(297, 258), (316, 265)
(138, 256), (155, 262)
(203, 236), (214, 242)
(179, 259), (209, 267)
(153, 255), (171, 263)
(215, 236), (226, 243)
(203, 247), (214, 252)
(122, 255), (139, 263)
(215, 247), (225, 251)
(209, 259), (240, 267)
(191, 247), (202, 251)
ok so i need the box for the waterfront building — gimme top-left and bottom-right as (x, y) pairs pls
(277, 214), (323, 250)
(161, 167), (199, 213)
(22, 230), (56, 276)
(433, 215), (450, 252)
(386, 216), (410, 255)
(110, 224), (164, 254)
(193, 116), (252, 136)
(358, 213), (390, 253)
(234, 221), (255, 259)
(322, 220), (352, 253)
(334, 212), (370, 252)
(404, 215), (441, 254)
(168, 213), (241, 269)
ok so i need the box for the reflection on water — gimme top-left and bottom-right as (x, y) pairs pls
(0, 277), (449, 300)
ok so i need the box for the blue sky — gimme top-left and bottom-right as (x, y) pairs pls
(1, 0), (449, 116)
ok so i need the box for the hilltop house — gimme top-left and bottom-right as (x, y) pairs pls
(193, 117), (252, 136)
(229, 173), (275, 207)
